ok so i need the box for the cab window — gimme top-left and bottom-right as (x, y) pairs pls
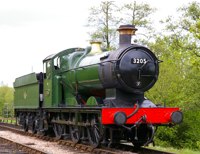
(54, 56), (60, 70)
(43, 60), (51, 79)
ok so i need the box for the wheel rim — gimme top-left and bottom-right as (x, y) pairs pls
(30, 120), (37, 134)
(37, 119), (47, 136)
(70, 117), (80, 143)
(53, 124), (63, 139)
(87, 118), (101, 148)
(23, 122), (28, 132)
(70, 126), (80, 143)
(23, 115), (28, 132)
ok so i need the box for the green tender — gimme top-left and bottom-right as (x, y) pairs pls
(13, 73), (39, 109)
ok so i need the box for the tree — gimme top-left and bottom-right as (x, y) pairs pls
(87, 1), (120, 50)
(154, 2), (200, 109)
(0, 86), (14, 117)
(122, 1), (156, 28)
(121, 1), (156, 43)
(147, 36), (187, 108)
(146, 32), (200, 150)
(161, 1), (200, 57)
(87, 1), (156, 49)
(146, 2), (200, 150)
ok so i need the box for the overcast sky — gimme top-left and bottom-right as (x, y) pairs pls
(0, 0), (193, 86)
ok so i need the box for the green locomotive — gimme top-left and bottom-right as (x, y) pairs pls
(14, 25), (182, 147)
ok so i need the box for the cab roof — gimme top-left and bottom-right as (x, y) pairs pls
(43, 47), (85, 62)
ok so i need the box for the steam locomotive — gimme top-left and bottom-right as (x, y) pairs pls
(13, 25), (183, 148)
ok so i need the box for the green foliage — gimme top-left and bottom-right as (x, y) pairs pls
(161, 1), (200, 57)
(147, 33), (200, 150)
(0, 86), (14, 117)
(190, 19), (200, 41)
(155, 109), (200, 150)
(146, 1), (200, 150)
(147, 37), (186, 107)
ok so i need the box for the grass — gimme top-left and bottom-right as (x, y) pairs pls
(0, 117), (16, 124)
(148, 145), (200, 154)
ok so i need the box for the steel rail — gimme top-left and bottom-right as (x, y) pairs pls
(0, 136), (47, 154)
(0, 122), (175, 154)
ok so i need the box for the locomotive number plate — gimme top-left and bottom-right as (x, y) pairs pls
(131, 58), (147, 64)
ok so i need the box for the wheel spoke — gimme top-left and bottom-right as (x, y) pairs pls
(95, 130), (100, 140)
(54, 124), (63, 139)
(70, 126), (80, 143)
(70, 117), (80, 143)
(87, 118), (101, 148)
(30, 120), (37, 134)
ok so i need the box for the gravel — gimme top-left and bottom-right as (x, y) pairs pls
(0, 129), (87, 154)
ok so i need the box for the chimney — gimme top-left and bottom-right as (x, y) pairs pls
(89, 41), (103, 55)
(117, 25), (137, 47)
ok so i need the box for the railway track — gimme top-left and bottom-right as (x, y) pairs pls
(0, 136), (46, 154)
(0, 122), (175, 154)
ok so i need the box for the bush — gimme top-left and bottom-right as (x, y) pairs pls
(155, 108), (200, 150)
